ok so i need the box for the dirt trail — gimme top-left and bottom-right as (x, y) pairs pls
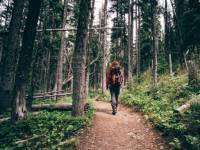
(76, 101), (169, 150)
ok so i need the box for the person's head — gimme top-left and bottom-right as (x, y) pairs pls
(110, 61), (120, 69)
(110, 61), (121, 74)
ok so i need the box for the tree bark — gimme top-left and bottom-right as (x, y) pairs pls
(101, 0), (108, 95)
(164, 0), (173, 76)
(11, 0), (42, 122)
(72, 0), (91, 116)
(85, 0), (95, 98)
(151, 1), (158, 86)
(188, 59), (198, 86)
(136, 0), (141, 78)
(128, 0), (133, 80)
(54, 0), (69, 99)
(0, 0), (26, 113)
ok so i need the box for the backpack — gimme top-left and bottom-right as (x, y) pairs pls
(110, 65), (123, 86)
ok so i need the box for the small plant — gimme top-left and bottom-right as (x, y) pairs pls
(120, 72), (200, 149)
(0, 103), (94, 149)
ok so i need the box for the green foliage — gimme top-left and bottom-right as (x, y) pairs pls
(90, 89), (111, 102)
(0, 104), (94, 149)
(120, 72), (200, 149)
(32, 96), (73, 105)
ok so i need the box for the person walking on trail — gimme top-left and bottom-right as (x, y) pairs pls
(106, 61), (123, 115)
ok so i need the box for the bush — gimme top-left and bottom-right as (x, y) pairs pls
(0, 104), (94, 149)
(120, 72), (200, 149)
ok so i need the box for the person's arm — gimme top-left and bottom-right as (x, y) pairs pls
(106, 71), (109, 89)
(120, 68), (124, 85)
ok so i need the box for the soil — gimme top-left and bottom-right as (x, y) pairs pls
(76, 100), (169, 150)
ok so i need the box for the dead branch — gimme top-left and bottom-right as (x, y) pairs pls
(15, 135), (45, 144)
(63, 76), (73, 85)
(32, 92), (72, 99)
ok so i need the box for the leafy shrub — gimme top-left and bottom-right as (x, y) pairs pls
(120, 72), (200, 149)
(0, 104), (94, 149)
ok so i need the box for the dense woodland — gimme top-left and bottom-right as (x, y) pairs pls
(0, 0), (199, 149)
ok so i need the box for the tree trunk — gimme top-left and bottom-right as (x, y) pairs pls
(188, 59), (198, 86)
(136, 0), (141, 78)
(128, 0), (133, 80)
(101, 0), (108, 95)
(152, 1), (158, 86)
(72, 0), (91, 116)
(164, 0), (173, 76)
(85, 0), (95, 98)
(169, 53), (173, 76)
(0, 0), (26, 113)
(54, 0), (69, 99)
(11, 0), (42, 122)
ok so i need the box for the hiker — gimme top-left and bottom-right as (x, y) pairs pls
(106, 61), (123, 115)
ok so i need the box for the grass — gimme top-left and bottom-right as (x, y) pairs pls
(119, 71), (200, 149)
(0, 97), (95, 150)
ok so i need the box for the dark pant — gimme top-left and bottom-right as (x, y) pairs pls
(109, 85), (120, 113)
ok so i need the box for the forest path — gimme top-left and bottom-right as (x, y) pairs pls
(76, 100), (169, 150)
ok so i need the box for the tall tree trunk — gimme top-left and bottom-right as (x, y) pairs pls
(128, 0), (133, 80)
(54, 0), (69, 99)
(136, 0), (141, 78)
(0, 0), (26, 113)
(152, 1), (158, 86)
(11, 0), (42, 122)
(85, 0), (95, 98)
(72, 0), (91, 116)
(165, 0), (173, 76)
(101, 0), (108, 95)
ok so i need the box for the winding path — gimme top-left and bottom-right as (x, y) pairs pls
(76, 101), (169, 150)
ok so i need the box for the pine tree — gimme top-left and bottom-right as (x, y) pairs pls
(72, 0), (91, 116)
(11, 0), (42, 122)
(0, 0), (26, 113)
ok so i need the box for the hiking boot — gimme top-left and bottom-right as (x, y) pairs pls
(112, 107), (117, 115)
(112, 111), (116, 115)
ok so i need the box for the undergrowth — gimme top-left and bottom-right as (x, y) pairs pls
(0, 102), (94, 149)
(120, 71), (200, 149)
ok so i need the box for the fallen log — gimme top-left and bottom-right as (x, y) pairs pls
(176, 103), (191, 113)
(0, 117), (9, 123)
(32, 103), (72, 111)
(176, 94), (200, 113)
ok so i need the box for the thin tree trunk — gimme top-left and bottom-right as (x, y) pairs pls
(165, 0), (173, 76)
(169, 53), (173, 75)
(85, 0), (95, 98)
(72, 0), (91, 116)
(11, 0), (42, 122)
(54, 0), (69, 99)
(188, 59), (198, 86)
(101, 0), (108, 95)
(152, 1), (158, 86)
(128, 0), (133, 80)
(136, 0), (141, 78)
(0, 0), (26, 113)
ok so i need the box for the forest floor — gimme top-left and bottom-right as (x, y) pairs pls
(76, 100), (169, 150)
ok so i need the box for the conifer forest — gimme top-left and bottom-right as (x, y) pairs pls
(0, 0), (199, 149)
